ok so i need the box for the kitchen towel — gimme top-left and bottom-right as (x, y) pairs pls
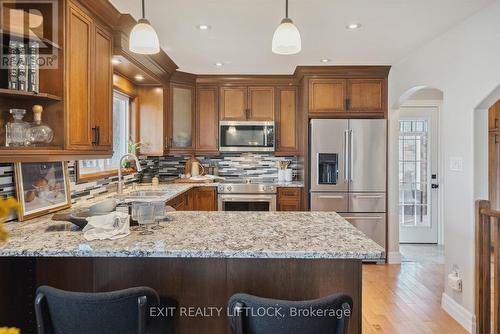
(83, 212), (130, 241)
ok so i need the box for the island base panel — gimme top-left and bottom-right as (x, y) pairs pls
(2, 257), (362, 334)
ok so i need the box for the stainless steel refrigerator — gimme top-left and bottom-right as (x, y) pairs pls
(310, 119), (387, 251)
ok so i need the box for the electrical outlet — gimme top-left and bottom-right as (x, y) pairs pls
(448, 269), (462, 292)
(449, 157), (464, 172)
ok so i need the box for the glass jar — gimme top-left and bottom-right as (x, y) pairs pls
(5, 109), (29, 147)
(26, 105), (53, 145)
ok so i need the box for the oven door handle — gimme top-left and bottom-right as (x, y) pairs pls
(221, 196), (275, 202)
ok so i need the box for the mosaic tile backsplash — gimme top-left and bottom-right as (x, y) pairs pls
(139, 154), (303, 183)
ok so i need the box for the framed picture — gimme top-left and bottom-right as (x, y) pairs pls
(14, 162), (71, 221)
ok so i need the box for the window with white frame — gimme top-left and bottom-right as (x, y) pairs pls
(77, 91), (130, 179)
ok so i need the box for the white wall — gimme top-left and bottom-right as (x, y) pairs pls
(388, 0), (500, 328)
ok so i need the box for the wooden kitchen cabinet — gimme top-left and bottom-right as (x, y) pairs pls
(277, 187), (302, 211)
(196, 87), (219, 153)
(66, 0), (113, 152)
(220, 86), (274, 121)
(220, 87), (247, 121)
(309, 79), (346, 113)
(66, 2), (93, 150)
(193, 187), (218, 211)
(276, 87), (299, 155)
(308, 78), (385, 115)
(347, 79), (384, 112)
(92, 25), (113, 150)
(169, 84), (195, 152)
(138, 86), (165, 156)
(167, 187), (217, 211)
(489, 100), (500, 131)
(248, 87), (275, 121)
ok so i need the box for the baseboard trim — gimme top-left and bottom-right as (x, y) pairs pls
(387, 251), (401, 264)
(441, 292), (475, 333)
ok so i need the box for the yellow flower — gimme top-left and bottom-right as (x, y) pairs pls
(0, 328), (20, 334)
(0, 197), (18, 243)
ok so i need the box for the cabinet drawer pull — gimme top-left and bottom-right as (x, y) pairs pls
(353, 195), (384, 199)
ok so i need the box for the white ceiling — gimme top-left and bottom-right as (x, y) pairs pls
(110, 0), (493, 74)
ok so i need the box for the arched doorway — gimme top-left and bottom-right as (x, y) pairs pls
(388, 87), (444, 262)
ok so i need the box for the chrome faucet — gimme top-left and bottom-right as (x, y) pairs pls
(117, 153), (143, 195)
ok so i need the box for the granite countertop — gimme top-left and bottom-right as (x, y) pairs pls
(0, 211), (384, 260)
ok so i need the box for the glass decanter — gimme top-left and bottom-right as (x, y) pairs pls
(26, 105), (54, 145)
(5, 109), (29, 147)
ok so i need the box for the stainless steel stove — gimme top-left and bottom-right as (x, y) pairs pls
(217, 179), (277, 211)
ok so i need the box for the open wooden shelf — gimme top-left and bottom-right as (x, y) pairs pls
(0, 89), (62, 102)
(0, 147), (113, 163)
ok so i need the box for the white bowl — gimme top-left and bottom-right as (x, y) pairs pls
(88, 199), (117, 215)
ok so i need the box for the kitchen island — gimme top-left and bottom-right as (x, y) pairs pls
(0, 211), (384, 334)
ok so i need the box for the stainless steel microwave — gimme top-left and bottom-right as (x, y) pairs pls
(219, 121), (275, 152)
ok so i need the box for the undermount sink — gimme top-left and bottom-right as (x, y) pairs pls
(126, 190), (168, 198)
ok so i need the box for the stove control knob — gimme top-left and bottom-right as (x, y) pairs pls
(227, 186), (232, 192)
(267, 186), (275, 192)
(218, 185), (225, 192)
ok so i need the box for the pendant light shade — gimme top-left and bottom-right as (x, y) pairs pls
(129, 0), (160, 55)
(272, 0), (301, 55)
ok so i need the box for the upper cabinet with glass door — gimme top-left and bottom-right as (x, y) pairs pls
(169, 84), (195, 152)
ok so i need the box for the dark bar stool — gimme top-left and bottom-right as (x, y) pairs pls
(228, 293), (352, 334)
(34, 285), (176, 334)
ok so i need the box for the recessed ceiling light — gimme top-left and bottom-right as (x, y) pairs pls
(112, 57), (122, 65)
(320, 58), (330, 63)
(196, 24), (211, 30)
(135, 74), (145, 81)
(346, 23), (362, 30)
(215, 62), (224, 67)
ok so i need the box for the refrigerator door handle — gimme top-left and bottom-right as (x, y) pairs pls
(344, 130), (350, 182)
(349, 129), (354, 182)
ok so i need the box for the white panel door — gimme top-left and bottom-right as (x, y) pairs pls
(399, 107), (439, 244)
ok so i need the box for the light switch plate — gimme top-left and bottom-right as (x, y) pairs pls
(449, 157), (464, 172)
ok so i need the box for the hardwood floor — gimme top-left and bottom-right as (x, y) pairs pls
(362, 262), (468, 333)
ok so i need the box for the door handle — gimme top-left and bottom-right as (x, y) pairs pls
(344, 130), (349, 181)
(349, 129), (354, 182)
(91, 127), (98, 145)
(353, 195), (384, 199)
(96, 126), (100, 145)
(318, 195), (345, 199)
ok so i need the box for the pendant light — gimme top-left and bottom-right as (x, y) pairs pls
(129, 0), (160, 55)
(272, 0), (301, 55)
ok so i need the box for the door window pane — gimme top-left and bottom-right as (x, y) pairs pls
(399, 120), (431, 227)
